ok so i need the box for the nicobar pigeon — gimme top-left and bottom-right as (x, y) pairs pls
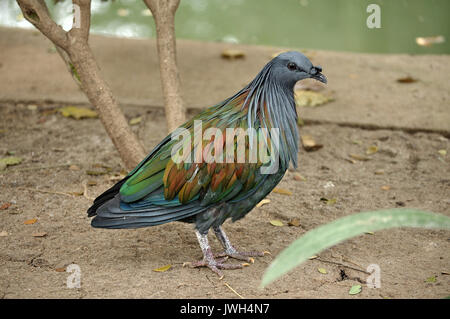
(87, 51), (327, 277)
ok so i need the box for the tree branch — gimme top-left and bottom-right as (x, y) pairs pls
(16, 0), (146, 170)
(17, 0), (69, 50)
(144, 0), (186, 132)
(69, 0), (91, 41)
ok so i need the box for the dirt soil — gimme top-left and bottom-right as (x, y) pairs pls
(0, 101), (449, 299)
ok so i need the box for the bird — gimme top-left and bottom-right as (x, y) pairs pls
(87, 51), (327, 277)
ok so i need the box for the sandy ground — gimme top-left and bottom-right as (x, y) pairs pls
(0, 102), (449, 299)
(0, 26), (449, 299)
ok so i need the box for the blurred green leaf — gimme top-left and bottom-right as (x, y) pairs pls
(261, 209), (450, 287)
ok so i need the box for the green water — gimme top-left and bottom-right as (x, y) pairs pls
(1, 0), (449, 54)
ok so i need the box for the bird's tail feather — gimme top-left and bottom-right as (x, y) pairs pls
(91, 195), (206, 229)
(86, 177), (128, 217)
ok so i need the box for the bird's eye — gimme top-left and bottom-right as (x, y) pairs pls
(287, 62), (297, 71)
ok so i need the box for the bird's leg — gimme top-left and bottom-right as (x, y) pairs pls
(185, 230), (250, 278)
(212, 226), (270, 263)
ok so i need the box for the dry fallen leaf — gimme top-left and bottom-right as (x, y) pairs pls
(295, 80), (325, 92)
(301, 135), (323, 152)
(349, 284), (362, 295)
(295, 90), (333, 107)
(86, 170), (108, 176)
(425, 276), (436, 283)
(152, 264), (172, 272)
(269, 220), (284, 227)
(318, 268), (328, 274)
(0, 156), (23, 170)
(0, 202), (12, 210)
(320, 197), (337, 205)
(288, 218), (301, 227)
(272, 187), (293, 196)
(93, 163), (112, 169)
(129, 116), (142, 126)
(366, 145), (379, 155)
(0, 230), (8, 237)
(24, 218), (38, 225)
(221, 49), (245, 59)
(141, 8), (152, 16)
(416, 35), (445, 47)
(349, 154), (370, 161)
(70, 190), (84, 196)
(55, 267), (66, 272)
(438, 149), (447, 156)
(293, 173), (305, 181)
(32, 232), (47, 237)
(58, 106), (98, 120)
(117, 8), (130, 17)
(396, 76), (418, 84)
(308, 255), (318, 260)
(69, 165), (80, 171)
(381, 185), (391, 191)
(256, 199), (271, 208)
(374, 170), (384, 175)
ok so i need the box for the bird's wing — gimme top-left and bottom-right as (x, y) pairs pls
(120, 96), (270, 205)
(92, 92), (275, 228)
(86, 134), (172, 217)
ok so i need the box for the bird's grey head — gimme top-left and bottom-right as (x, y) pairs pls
(270, 51), (327, 89)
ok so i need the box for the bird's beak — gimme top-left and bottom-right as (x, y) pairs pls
(311, 72), (327, 84)
(309, 65), (327, 84)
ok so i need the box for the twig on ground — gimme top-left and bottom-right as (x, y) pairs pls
(18, 187), (76, 198)
(10, 164), (74, 172)
(223, 281), (244, 299)
(316, 257), (370, 275)
(82, 180), (95, 201)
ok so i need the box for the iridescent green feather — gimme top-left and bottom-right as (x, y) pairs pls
(119, 91), (271, 208)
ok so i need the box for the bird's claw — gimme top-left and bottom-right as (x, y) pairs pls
(215, 249), (269, 263)
(185, 257), (249, 278)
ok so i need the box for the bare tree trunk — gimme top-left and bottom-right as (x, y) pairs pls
(144, 0), (186, 132)
(16, 0), (146, 170)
